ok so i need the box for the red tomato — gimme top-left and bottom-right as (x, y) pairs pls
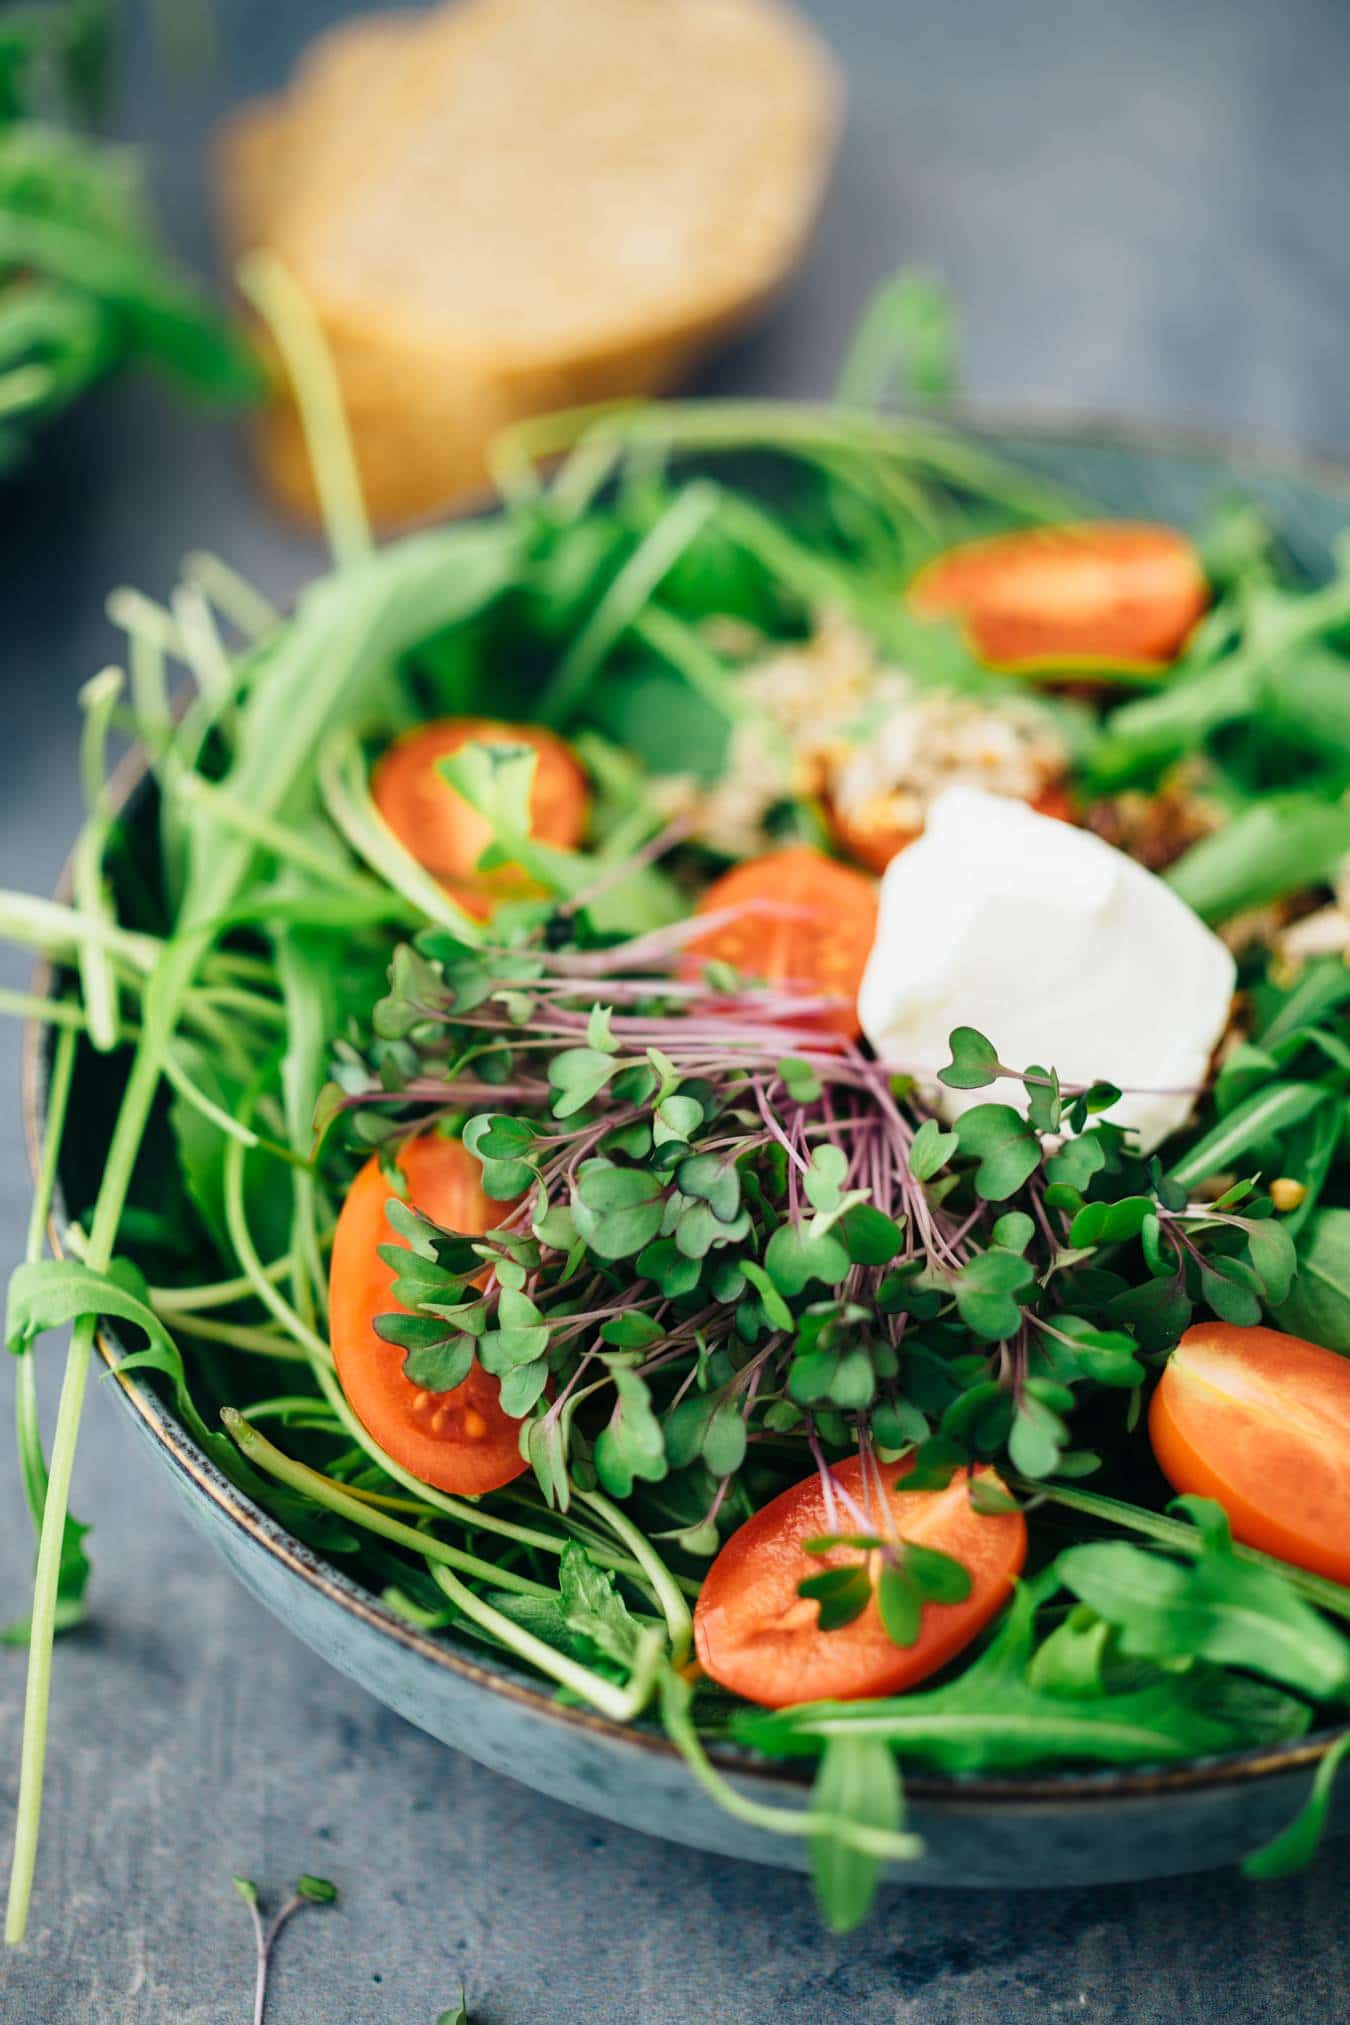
(1149, 1321), (1350, 1585)
(908, 521), (1208, 672)
(371, 716), (589, 910)
(831, 778), (1076, 876)
(329, 1134), (528, 1495)
(693, 1454), (1026, 1707)
(681, 847), (878, 1038)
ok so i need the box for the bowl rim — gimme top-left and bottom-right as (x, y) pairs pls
(22, 406), (1350, 1809)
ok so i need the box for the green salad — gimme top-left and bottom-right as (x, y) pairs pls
(0, 0), (252, 467)
(6, 276), (1350, 1943)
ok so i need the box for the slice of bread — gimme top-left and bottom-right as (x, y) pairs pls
(216, 0), (841, 527)
(215, 95), (286, 260)
(216, 12), (428, 260)
(279, 0), (841, 372)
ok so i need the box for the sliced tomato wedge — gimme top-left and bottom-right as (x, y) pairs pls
(693, 1454), (1026, 1707)
(1149, 1321), (1350, 1585)
(908, 521), (1208, 673)
(371, 716), (589, 912)
(681, 847), (878, 1038)
(329, 1134), (528, 1495)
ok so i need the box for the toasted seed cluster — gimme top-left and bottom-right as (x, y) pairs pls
(656, 612), (1068, 862)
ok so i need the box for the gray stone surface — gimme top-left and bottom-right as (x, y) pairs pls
(3, 0), (1350, 2017)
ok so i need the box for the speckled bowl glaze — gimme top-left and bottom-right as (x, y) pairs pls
(28, 420), (1350, 1888)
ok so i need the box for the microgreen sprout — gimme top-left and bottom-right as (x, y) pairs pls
(336, 939), (1296, 1516)
(798, 1530), (973, 1644)
(232, 1872), (338, 2025)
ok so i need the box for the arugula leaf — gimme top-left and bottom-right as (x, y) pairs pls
(1168, 1084), (1328, 1191)
(559, 1544), (644, 1666)
(1167, 795), (1350, 922)
(1058, 1500), (1350, 1704)
(735, 1580), (1311, 1770)
(1272, 1208), (1350, 1352)
(808, 1736), (904, 1933)
(1241, 1731), (1350, 1880)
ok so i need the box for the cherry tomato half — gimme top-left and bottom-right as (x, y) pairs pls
(329, 1134), (528, 1495)
(908, 521), (1208, 673)
(681, 847), (878, 1038)
(694, 1454), (1026, 1707)
(371, 716), (589, 913)
(1149, 1321), (1350, 1585)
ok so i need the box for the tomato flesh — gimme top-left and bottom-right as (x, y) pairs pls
(681, 847), (878, 1038)
(1149, 1321), (1350, 1585)
(908, 521), (1208, 672)
(329, 1134), (527, 1495)
(371, 716), (589, 909)
(694, 1454), (1026, 1707)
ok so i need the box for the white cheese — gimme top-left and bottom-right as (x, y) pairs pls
(857, 785), (1236, 1155)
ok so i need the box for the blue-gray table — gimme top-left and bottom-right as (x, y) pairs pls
(4, 3), (1350, 2018)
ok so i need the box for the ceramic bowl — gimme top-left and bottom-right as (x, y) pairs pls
(27, 419), (1350, 1887)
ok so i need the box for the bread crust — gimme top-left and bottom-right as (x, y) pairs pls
(216, 0), (842, 526)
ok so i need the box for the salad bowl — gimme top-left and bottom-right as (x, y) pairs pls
(22, 416), (1350, 1892)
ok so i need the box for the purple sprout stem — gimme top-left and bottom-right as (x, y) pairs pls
(244, 1894), (307, 2025)
(1027, 1178), (1063, 1256)
(751, 1077), (809, 1175)
(807, 1426), (871, 1532)
(699, 1474), (735, 1532)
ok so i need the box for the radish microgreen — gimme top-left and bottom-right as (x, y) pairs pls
(232, 1871), (337, 2025)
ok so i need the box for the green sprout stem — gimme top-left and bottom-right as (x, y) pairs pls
(658, 1672), (923, 1862)
(181, 550), (280, 639)
(317, 727), (484, 937)
(14, 1024), (80, 1530)
(224, 1411), (665, 1718)
(148, 1257), (298, 1313)
(7, 1029), (164, 1944)
(576, 1487), (693, 1667)
(219, 1411), (554, 1599)
(236, 252), (371, 574)
(165, 1313), (312, 1360)
(537, 482), (720, 724)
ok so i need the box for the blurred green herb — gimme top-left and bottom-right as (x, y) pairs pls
(0, 0), (254, 468)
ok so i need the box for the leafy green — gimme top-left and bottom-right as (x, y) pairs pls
(937, 1026), (1001, 1090)
(1272, 1208), (1350, 1352)
(0, 43), (255, 465)
(1058, 1501), (1350, 1704)
(1167, 796), (1350, 922)
(1241, 1732), (1350, 1880)
(808, 1736), (904, 1933)
(734, 1578), (1311, 1770)
(953, 1104), (1040, 1200)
